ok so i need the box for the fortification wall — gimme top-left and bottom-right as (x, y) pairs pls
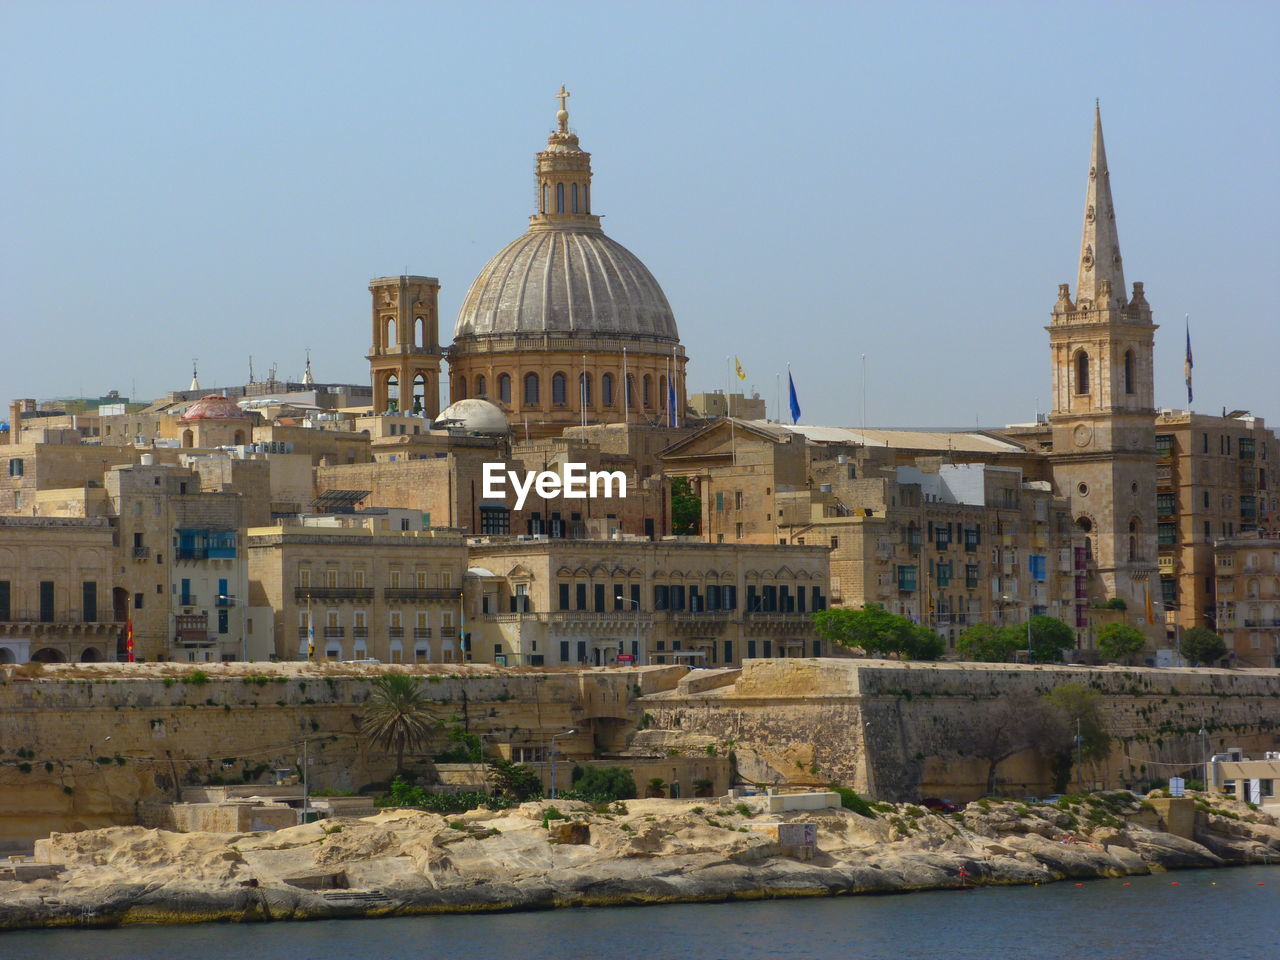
(643, 659), (1280, 801)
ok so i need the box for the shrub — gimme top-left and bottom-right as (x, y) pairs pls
(183, 670), (210, 686)
(570, 765), (637, 802)
(832, 785), (875, 818)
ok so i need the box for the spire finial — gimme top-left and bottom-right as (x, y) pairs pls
(189, 358), (201, 392)
(555, 84), (570, 133)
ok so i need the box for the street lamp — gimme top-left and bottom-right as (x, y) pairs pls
(1000, 594), (1033, 663)
(617, 595), (642, 666)
(1199, 725), (1210, 793)
(548, 728), (577, 800)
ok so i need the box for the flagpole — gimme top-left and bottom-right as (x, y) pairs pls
(860, 354), (868, 437)
(581, 354), (587, 429)
(726, 356), (737, 467)
(775, 373), (781, 424)
(622, 347), (630, 428)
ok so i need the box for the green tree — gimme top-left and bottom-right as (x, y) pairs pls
(671, 476), (701, 535)
(1027, 615), (1076, 663)
(1180, 626), (1227, 666)
(952, 693), (1069, 796)
(956, 622), (1023, 662)
(486, 758), (543, 801)
(1096, 623), (1146, 663)
(360, 673), (437, 775)
(1043, 682), (1111, 792)
(570, 765), (637, 801)
(811, 604), (939, 659)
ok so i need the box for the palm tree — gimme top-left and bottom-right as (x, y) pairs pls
(361, 672), (436, 776)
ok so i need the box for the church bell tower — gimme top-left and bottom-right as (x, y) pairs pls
(1047, 105), (1158, 610)
(367, 275), (442, 417)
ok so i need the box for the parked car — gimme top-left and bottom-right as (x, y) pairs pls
(919, 797), (961, 813)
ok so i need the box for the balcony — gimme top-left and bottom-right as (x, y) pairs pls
(294, 587), (374, 601)
(388, 626), (405, 638)
(1155, 464), (1174, 486)
(352, 626), (369, 639)
(1158, 555), (1177, 574)
(178, 594), (198, 607)
(383, 587), (458, 602)
(323, 626), (345, 639)
(132, 546), (151, 560)
(0, 615), (123, 638)
(413, 627), (432, 640)
(174, 613), (210, 646)
(439, 626), (458, 638)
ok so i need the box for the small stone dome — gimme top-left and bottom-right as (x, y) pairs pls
(432, 398), (510, 435)
(180, 395), (251, 422)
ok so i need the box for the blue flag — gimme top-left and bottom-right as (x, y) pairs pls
(788, 370), (801, 425)
(668, 379), (677, 427)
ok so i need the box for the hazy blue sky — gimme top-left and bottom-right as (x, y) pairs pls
(3, 1), (1277, 426)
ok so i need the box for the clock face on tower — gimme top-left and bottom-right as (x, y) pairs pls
(1073, 423), (1093, 447)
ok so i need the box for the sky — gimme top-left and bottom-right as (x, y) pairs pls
(2, 0), (1277, 427)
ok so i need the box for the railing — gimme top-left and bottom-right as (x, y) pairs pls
(294, 587), (374, 601)
(439, 626), (458, 638)
(383, 587), (459, 601)
(216, 596), (235, 607)
(1244, 618), (1280, 628)
(352, 626), (369, 639)
(323, 626), (345, 639)
(132, 546), (150, 560)
(388, 626), (405, 638)
(1158, 556), (1177, 574)
(413, 627), (432, 639)
(179, 594), (197, 607)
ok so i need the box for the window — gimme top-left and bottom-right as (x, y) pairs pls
(8, 458), (23, 477)
(1155, 434), (1174, 458)
(653, 584), (669, 610)
(966, 564), (980, 589)
(594, 583), (605, 612)
(670, 584), (686, 611)
(579, 372), (591, 405)
(897, 565), (918, 591)
(39, 581), (55, 621)
(575, 583), (587, 610)
(716, 491), (724, 511)
(552, 372), (567, 405)
(480, 505), (510, 534)
(1075, 351), (1089, 393)
(571, 182), (579, 213)
(82, 582), (97, 622)
(498, 374), (512, 405)
(475, 374), (486, 397)
(558, 583), (570, 610)
(601, 373), (614, 407)
(643, 375), (653, 408)
(134, 592), (144, 610)
(626, 374), (636, 409)
(523, 372), (540, 406)
(0, 581), (9, 621)
(936, 562), (952, 587)
(1123, 349), (1135, 394)
(1157, 493), (1175, 516)
(217, 608), (229, 634)
(1156, 522), (1177, 546)
(556, 182), (565, 212)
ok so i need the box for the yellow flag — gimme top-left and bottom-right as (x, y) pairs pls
(734, 356), (745, 380)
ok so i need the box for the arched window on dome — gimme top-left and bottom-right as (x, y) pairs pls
(455, 376), (466, 403)
(642, 375), (653, 409)
(579, 372), (592, 406)
(1075, 350), (1090, 395)
(524, 373), (540, 407)
(475, 375), (487, 398)
(571, 183), (579, 214)
(556, 183), (565, 213)
(1123, 349), (1135, 395)
(584, 184), (590, 214)
(626, 374), (636, 410)
(602, 373), (614, 407)
(498, 374), (512, 406)
(552, 372), (567, 406)
(541, 183), (548, 214)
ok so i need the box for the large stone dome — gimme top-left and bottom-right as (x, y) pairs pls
(453, 227), (678, 343)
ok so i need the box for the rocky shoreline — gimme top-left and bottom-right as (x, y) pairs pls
(2, 792), (1277, 931)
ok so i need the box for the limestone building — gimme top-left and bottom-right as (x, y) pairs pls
(1212, 534), (1280, 667)
(442, 89), (687, 434)
(247, 515), (468, 663)
(463, 537), (831, 668)
(0, 516), (124, 663)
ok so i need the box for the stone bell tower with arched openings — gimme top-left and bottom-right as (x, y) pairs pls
(1048, 105), (1158, 611)
(368, 275), (443, 417)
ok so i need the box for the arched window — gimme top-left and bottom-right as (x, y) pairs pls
(182, 429), (194, 448)
(556, 183), (565, 213)
(626, 374), (636, 409)
(584, 184), (590, 213)
(642, 374), (653, 409)
(415, 316), (426, 347)
(571, 183), (579, 213)
(1076, 351), (1090, 394)
(384, 316), (397, 348)
(523, 372), (540, 406)
(541, 183), (548, 213)
(659, 375), (668, 410)
(455, 376), (466, 402)
(552, 372), (567, 405)
(1129, 536), (1137, 562)
(498, 373), (512, 405)
(233, 430), (245, 445)
(579, 372), (592, 405)
(386, 374), (399, 413)
(1124, 349), (1135, 394)
(602, 373), (614, 407)
(475, 374), (486, 397)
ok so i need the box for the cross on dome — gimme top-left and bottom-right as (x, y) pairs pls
(555, 84), (570, 132)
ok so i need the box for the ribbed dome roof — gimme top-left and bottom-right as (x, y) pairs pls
(180, 395), (251, 422)
(453, 227), (678, 342)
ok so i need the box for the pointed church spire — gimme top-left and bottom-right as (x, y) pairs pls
(1077, 102), (1126, 309)
(189, 358), (201, 392)
(302, 349), (314, 386)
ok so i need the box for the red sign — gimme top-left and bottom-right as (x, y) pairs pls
(616, 654), (635, 663)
